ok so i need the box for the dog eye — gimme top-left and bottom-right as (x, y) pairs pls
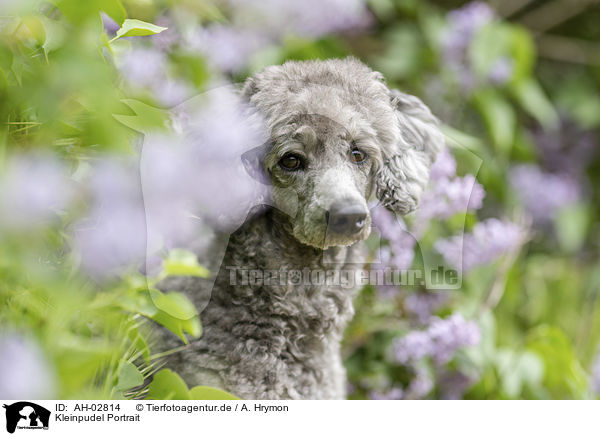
(279, 154), (303, 171)
(350, 148), (367, 164)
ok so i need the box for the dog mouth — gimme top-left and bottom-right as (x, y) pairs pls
(292, 213), (372, 249)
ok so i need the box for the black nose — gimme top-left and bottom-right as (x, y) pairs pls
(326, 202), (368, 235)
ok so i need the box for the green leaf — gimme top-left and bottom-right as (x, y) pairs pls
(189, 386), (240, 400)
(526, 326), (588, 398)
(510, 78), (559, 128)
(116, 361), (144, 391)
(472, 89), (516, 154)
(469, 22), (534, 85)
(555, 203), (590, 253)
(496, 350), (544, 398)
(146, 369), (190, 400)
(101, 0), (127, 26)
(147, 288), (202, 342)
(113, 99), (169, 133)
(149, 288), (197, 320)
(111, 19), (167, 42)
(163, 249), (211, 278)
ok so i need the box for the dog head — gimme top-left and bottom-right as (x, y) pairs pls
(242, 58), (444, 249)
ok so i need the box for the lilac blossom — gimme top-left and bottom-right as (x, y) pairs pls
(509, 165), (580, 224)
(185, 25), (268, 73)
(101, 12), (119, 35)
(116, 47), (167, 89)
(533, 120), (597, 178)
(369, 387), (404, 400)
(178, 0), (371, 73)
(417, 148), (485, 223)
(435, 218), (526, 273)
(404, 292), (449, 325)
(488, 57), (513, 84)
(229, 0), (371, 39)
(440, 2), (495, 90)
(371, 205), (417, 298)
(392, 313), (480, 365)
(0, 154), (74, 232)
(403, 367), (434, 399)
(71, 159), (147, 279)
(429, 147), (457, 182)
(441, 1), (495, 61)
(438, 370), (475, 400)
(371, 205), (417, 270)
(144, 87), (270, 238)
(0, 334), (56, 399)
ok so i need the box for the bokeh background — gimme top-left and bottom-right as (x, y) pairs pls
(1, 0), (599, 400)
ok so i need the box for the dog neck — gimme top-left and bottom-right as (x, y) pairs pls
(205, 206), (364, 344)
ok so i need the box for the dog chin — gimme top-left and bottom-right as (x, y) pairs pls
(294, 226), (372, 250)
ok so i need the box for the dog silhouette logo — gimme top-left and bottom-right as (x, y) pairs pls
(2, 402), (50, 434)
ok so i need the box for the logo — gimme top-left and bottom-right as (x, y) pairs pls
(2, 402), (50, 434)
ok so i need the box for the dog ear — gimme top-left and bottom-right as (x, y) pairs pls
(241, 76), (260, 101)
(375, 89), (444, 215)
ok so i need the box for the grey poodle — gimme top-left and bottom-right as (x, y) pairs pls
(160, 57), (444, 399)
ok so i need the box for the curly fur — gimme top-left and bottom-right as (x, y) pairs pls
(159, 58), (444, 399)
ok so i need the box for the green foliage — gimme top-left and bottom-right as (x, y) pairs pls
(147, 369), (239, 400)
(111, 19), (168, 42)
(1, 0), (598, 401)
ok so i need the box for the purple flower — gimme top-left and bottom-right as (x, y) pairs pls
(429, 147), (457, 182)
(141, 87), (269, 243)
(533, 120), (597, 177)
(509, 165), (580, 224)
(392, 330), (433, 363)
(392, 313), (480, 365)
(435, 218), (526, 273)
(369, 386), (404, 400)
(404, 292), (449, 324)
(417, 149), (485, 224)
(186, 25), (268, 73)
(427, 314), (480, 365)
(488, 57), (513, 84)
(71, 160), (147, 279)
(101, 12), (120, 34)
(229, 0), (371, 39)
(418, 174), (485, 221)
(404, 368), (434, 399)
(0, 154), (74, 232)
(0, 334), (56, 399)
(152, 78), (192, 107)
(438, 370), (475, 400)
(116, 47), (167, 89)
(180, 0), (371, 73)
(371, 206), (417, 269)
(371, 205), (417, 298)
(440, 2), (495, 90)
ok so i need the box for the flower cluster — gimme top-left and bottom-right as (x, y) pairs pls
(71, 87), (269, 279)
(440, 2), (511, 89)
(404, 292), (450, 325)
(392, 313), (481, 366)
(417, 148), (485, 224)
(509, 164), (580, 224)
(185, 0), (371, 73)
(0, 154), (74, 233)
(0, 334), (56, 399)
(435, 218), (526, 273)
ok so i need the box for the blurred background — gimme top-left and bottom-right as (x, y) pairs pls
(0, 0), (599, 400)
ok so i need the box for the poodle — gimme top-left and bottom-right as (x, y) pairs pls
(159, 58), (444, 399)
